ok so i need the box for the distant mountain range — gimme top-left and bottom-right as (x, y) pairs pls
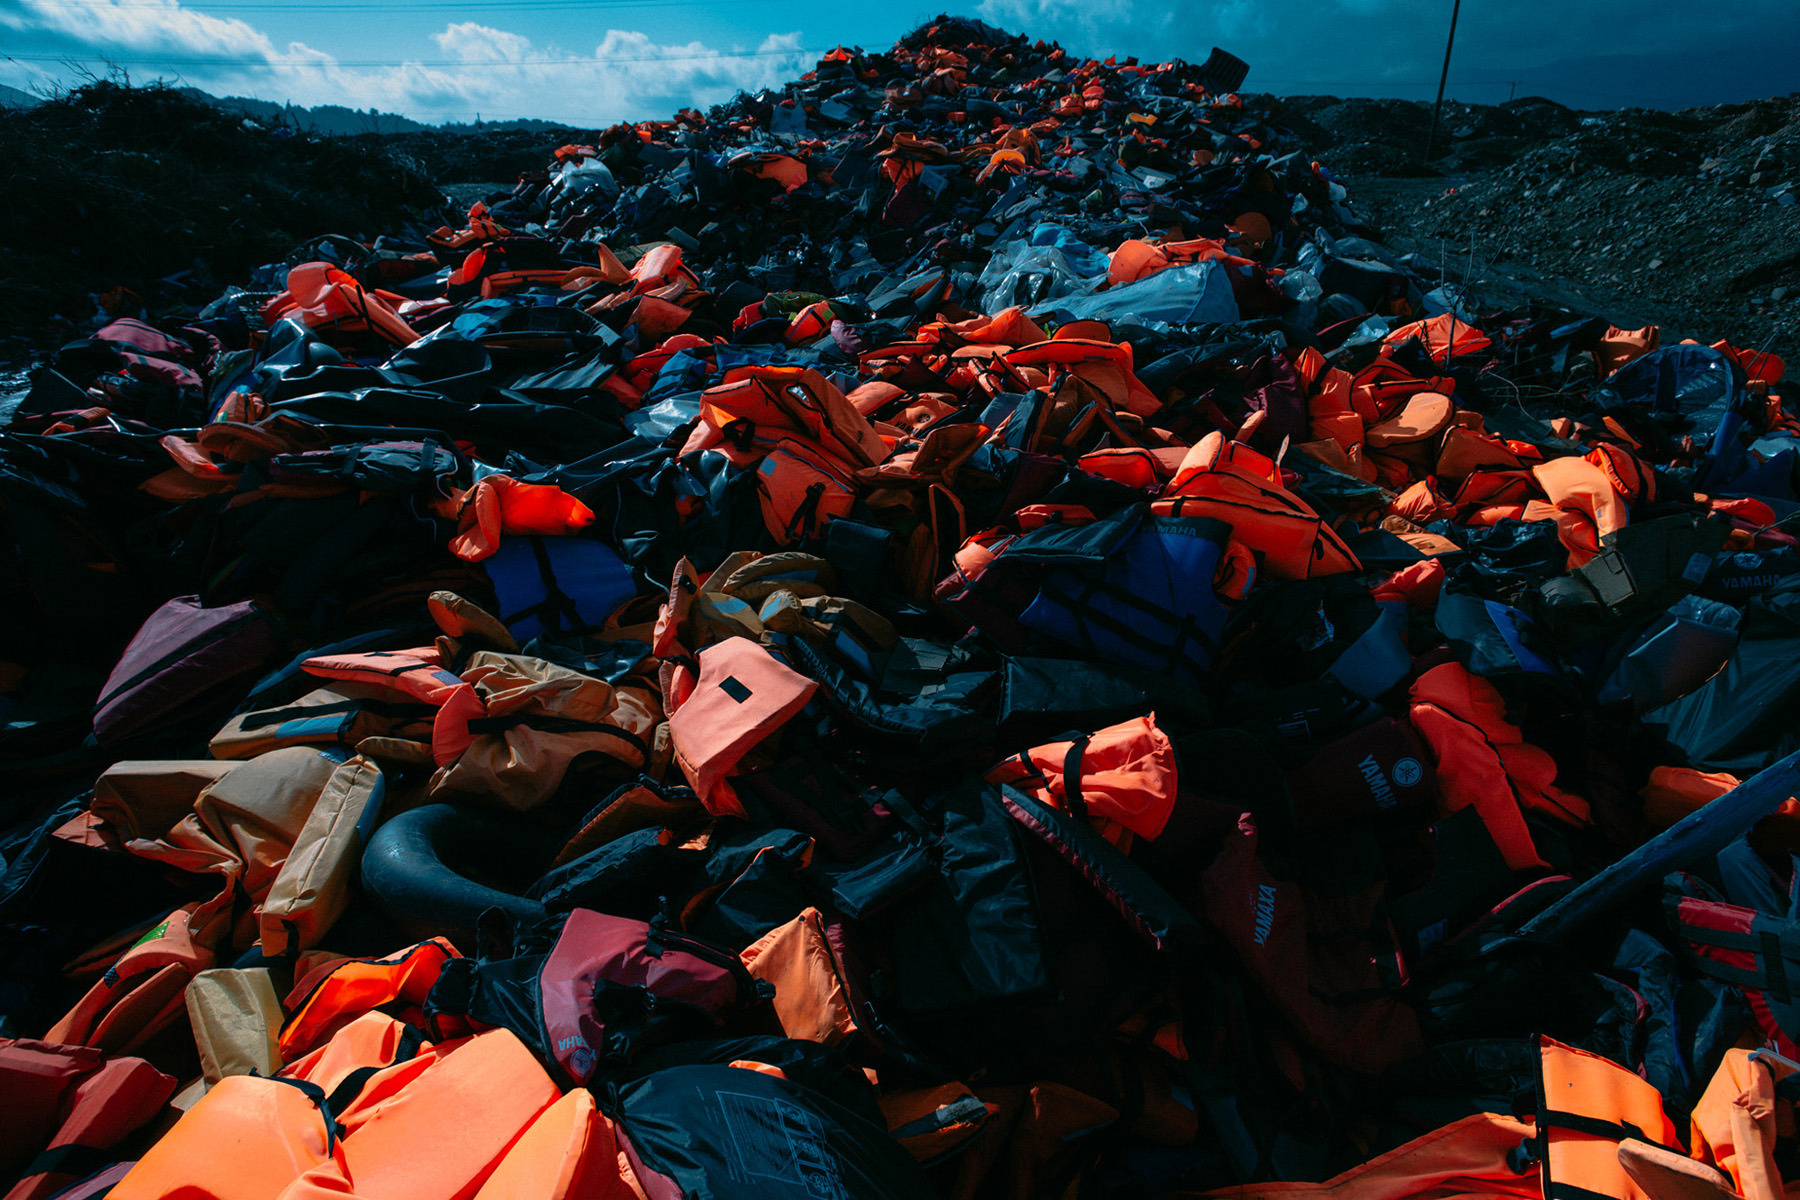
(0, 79), (563, 133)
(170, 89), (571, 135)
(1486, 32), (1800, 111)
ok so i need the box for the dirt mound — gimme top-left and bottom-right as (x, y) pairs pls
(1271, 94), (1584, 176)
(379, 124), (588, 185)
(0, 81), (444, 356)
(1337, 94), (1800, 366)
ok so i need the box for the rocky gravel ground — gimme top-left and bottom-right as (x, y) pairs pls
(1273, 93), (1800, 363)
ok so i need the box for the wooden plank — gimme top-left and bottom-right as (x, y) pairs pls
(1519, 747), (1800, 943)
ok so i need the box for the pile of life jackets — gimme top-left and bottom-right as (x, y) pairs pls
(6, 15), (1800, 1200)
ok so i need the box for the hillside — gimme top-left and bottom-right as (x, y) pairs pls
(1278, 93), (1800, 361)
(0, 81), (444, 358)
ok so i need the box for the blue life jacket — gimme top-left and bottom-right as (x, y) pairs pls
(485, 536), (636, 641)
(1012, 506), (1232, 688)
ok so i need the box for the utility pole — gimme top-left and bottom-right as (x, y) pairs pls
(1422, 0), (1463, 163)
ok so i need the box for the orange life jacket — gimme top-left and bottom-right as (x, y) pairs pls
(1687, 1049), (1787, 1200)
(1586, 442), (1657, 507)
(1408, 662), (1589, 871)
(302, 650), (472, 710)
(687, 365), (887, 469)
(1380, 313), (1493, 364)
(1108, 236), (1253, 287)
(1157, 432), (1361, 580)
(1078, 446), (1187, 490)
(1006, 338), (1161, 418)
(1364, 391), (1454, 473)
(113, 1028), (559, 1200)
(44, 906), (213, 1056)
(1196, 1112), (1539, 1199)
(1535, 1035), (1684, 1200)
(280, 1012), (430, 1093)
(441, 475), (595, 563)
(301, 650), (485, 768)
(1597, 325), (1660, 374)
(106, 1072), (336, 1200)
(1531, 456), (1629, 569)
(878, 1083), (997, 1166)
(295, 1028), (561, 1200)
(264, 262), (418, 347)
(738, 906), (864, 1051)
(1711, 338), (1785, 386)
(986, 714), (1177, 848)
(471, 1088), (620, 1200)
(1436, 425), (1526, 479)
(756, 437), (860, 545)
(279, 938), (460, 1062)
(667, 638), (818, 819)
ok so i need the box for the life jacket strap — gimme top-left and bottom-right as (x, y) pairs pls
(1547, 1184), (1626, 1200)
(518, 536), (586, 634)
(1038, 572), (1219, 664)
(1541, 1109), (1651, 1143)
(20, 1143), (115, 1183)
(1061, 735), (1092, 824)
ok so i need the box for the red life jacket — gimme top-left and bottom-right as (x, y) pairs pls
(756, 438), (859, 545)
(1197, 813), (1424, 1074)
(0, 1039), (175, 1200)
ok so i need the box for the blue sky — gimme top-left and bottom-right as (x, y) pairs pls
(3, 0), (1798, 124)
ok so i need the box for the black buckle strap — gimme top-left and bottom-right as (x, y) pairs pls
(1061, 735), (1092, 824)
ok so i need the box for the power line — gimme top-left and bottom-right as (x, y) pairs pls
(1252, 76), (1640, 101)
(4, 45), (820, 67)
(21, 0), (791, 10)
(4, 51), (1645, 103)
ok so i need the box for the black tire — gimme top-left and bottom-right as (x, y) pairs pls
(361, 803), (551, 944)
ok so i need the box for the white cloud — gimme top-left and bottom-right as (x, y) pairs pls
(433, 22), (532, 66)
(0, 0), (811, 124)
(975, 0), (1135, 53)
(9, 0), (275, 58)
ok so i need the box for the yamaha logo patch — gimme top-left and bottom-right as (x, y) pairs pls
(1252, 884), (1278, 946)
